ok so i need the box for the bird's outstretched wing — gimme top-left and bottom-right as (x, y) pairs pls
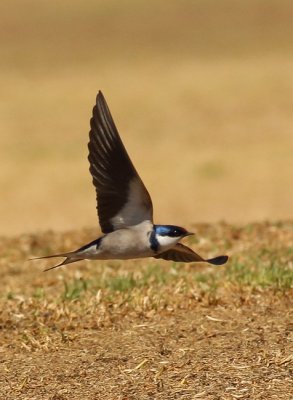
(88, 91), (153, 233)
(155, 243), (228, 265)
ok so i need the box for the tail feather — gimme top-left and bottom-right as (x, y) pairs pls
(43, 257), (81, 272)
(29, 252), (73, 260)
(30, 252), (82, 271)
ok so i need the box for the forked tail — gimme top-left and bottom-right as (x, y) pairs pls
(30, 253), (81, 271)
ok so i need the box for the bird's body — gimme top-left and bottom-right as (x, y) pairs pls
(34, 91), (228, 270)
(73, 221), (155, 261)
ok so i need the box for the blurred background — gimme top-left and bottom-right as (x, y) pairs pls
(1, 0), (293, 235)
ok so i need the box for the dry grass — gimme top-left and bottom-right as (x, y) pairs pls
(0, 222), (293, 399)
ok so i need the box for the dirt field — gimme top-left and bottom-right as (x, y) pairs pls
(1, 222), (292, 399)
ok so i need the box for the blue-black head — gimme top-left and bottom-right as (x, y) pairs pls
(154, 225), (193, 238)
(150, 225), (193, 253)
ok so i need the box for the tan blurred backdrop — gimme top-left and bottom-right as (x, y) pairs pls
(1, 0), (293, 235)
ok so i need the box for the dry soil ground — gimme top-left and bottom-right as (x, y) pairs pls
(0, 222), (292, 399)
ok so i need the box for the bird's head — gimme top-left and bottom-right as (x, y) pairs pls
(154, 225), (193, 250)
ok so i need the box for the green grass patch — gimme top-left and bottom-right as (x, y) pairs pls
(226, 257), (293, 290)
(59, 248), (292, 302)
(62, 277), (89, 300)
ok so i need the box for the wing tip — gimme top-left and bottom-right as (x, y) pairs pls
(96, 90), (105, 104)
(206, 255), (229, 266)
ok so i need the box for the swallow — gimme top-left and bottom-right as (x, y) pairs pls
(34, 91), (228, 271)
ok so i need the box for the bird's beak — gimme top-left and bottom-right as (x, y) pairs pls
(184, 232), (194, 237)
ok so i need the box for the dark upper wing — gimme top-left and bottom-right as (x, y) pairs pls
(88, 91), (153, 233)
(155, 243), (228, 265)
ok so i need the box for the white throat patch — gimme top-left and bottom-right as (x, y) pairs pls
(156, 235), (181, 251)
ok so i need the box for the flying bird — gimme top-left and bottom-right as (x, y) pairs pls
(35, 91), (228, 271)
